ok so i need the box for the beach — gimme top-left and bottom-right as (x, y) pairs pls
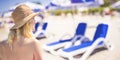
(0, 15), (120, 60)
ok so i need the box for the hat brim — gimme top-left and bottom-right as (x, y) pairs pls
(11, 12), (41, 30)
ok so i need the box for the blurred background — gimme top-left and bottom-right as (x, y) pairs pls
(0, 0), (120, 60)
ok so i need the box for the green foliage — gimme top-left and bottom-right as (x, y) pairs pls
(52, 10), (78, 16)
(111, 8), (120, 12)
(88, 7), (104, 14)
(33, 1), (41, 5)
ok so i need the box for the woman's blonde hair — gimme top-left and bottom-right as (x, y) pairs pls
(7, 19), (34, 44)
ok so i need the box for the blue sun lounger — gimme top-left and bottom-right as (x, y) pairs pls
(42, 22), (87, 55)
(34, 22), (48, 39)
(57, 23), (111, 60)
(33, 22), (40, 34)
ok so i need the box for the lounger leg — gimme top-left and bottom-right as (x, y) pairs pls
(104, 41), (112, 50)
(69, 56), (74, 60)
(79, 45), (97, 60)
(78, 38), (105, 60)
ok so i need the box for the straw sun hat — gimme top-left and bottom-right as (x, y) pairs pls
(11, 4), (40, 29)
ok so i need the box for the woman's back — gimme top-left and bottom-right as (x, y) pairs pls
(0, 38), (42, 60)
(0, 4), (43, 60)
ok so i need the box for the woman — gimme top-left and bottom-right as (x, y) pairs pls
(0, 4), (42, 60)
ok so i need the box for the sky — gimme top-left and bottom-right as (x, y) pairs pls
(39, 0), (51, 6)
(0, 0), (51, 13)
(0, 0), (105, 13)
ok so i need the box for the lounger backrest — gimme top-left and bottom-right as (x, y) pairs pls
(34, 22), (48, 33)
(33, 22), (40, 33)
(42, 22), (48, 30)
(35, 22), (40, 31)
(75, 23), (87, 36)
(92, 23), (108, 42)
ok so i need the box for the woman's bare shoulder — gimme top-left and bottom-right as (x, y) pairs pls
(27, 38), (40, 47)
(31, 39), (40, 46)
(28, 38), (39, 43)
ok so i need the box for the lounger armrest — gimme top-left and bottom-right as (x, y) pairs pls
(64, 35), (89, 48)
(64, 42), (73, 49)
(72, 35), (84, 41)
(72, 35), (90, 44)
(93, 37), (105, 46)
(60, 35), (89, 49)
(59, 33), (72, 40)
(45, 32), (55, 40)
